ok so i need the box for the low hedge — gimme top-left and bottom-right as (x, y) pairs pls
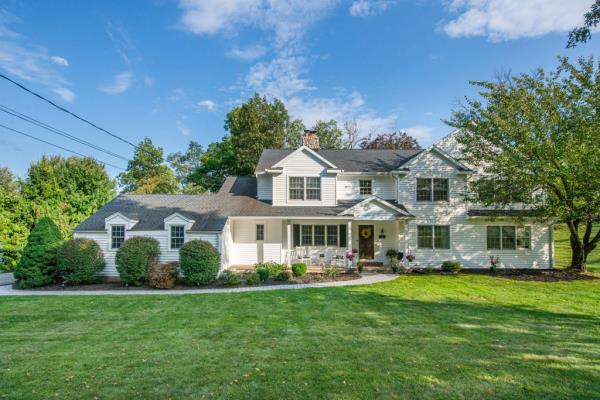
(292, 262), (307, 277)
(56, 238), (105, 285)
(441, 260), (462, 273)
(115, 237), (160, 286)
(179, 240), (220, 285)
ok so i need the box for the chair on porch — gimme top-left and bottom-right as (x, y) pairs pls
(295, 246), (311, 264)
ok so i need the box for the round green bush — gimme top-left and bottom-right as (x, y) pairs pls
(220, 270), (242, 286)
(115, 237), (160, 286)
(14, 217), (63, 288)
(179, 240), (220, 285)
(56, 238), (105, 285)
(292, 262), (307, 277)
(441, 260), (461, 273)
(246, 271), (260, 285)
(275, 270), (292, 281)
(255, 266), (270, 282)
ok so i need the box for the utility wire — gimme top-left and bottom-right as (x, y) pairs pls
(0, 104), (129, 161)
(0, 73), (137, 148)
(0, 123), (126, 171)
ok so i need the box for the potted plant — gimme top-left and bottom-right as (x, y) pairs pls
(489, 255), (499, 272)
(386, 249), (399, 273)
(357, 261), (364, 273)
(345, 249), (356, 270)
(404, 251), (415, 273)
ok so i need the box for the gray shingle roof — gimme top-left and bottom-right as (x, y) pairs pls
(255, 149), (422, 173)
(75, 176), (413, 232)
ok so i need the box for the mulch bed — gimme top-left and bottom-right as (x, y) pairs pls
(430, 269), (598, 282)
(21, 273), (362, 291)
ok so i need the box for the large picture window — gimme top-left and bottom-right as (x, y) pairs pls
(111, 225), (125, 249)
(487, 226), (531, 250)
(326, 225), (338, 246)
(416, 178), (449, 202)
(301, 225), (313, 246)
(293, 224), (346, 247)
(170, 225), (185, 249)
(417, 225), (450, 249)
(289, 177), (321, 201)
(314, 225), (325, 245)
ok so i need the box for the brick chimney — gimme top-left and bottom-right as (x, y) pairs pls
(303, 130), (320, 149)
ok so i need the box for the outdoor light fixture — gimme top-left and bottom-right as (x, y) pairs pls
(378, 228), (386, 239)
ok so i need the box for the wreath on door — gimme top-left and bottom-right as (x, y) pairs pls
(360, 227), (372, 239)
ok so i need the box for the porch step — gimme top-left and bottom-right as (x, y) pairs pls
(361, 265), (391, 273)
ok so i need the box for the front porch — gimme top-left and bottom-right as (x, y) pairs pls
(225, 217), (409, 270)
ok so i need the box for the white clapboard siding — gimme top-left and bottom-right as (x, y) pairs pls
(271, 148), (336, 206)
(74, 230), (220, 277)
(337, 175), (396, 200)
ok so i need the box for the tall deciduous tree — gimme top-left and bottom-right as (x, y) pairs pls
(119, 137), (178, 194)
(343, 119), (360, 149)
(448, 57), (600, 271)
(186, 135), (236, 193)
(0, 167), (29, 271)
(284, 119), (306, 149)
(567, 0), (600, 47)
(225, 94), (290, 175)
(167, 141), (205, 193)
(312, 120), (345, 149)
(359, 131), (420, 150)
(21, 156), (116, 237)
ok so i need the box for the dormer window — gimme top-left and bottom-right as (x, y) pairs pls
(359, 179), (372, 195)
(289, 177), (321, 201)
(170, 225), (185, 250)
(417, 178), (449, 202)
(110, 225), (125, 249)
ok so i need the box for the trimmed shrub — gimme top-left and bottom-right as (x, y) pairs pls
(255, 266), (270, 282)
(56, 238), (105, 285)
(14, 217), (63, 288)
(115, 237), (160, 286)
(246, 271), (260, 286)
(292, 262), (307, 277)
(275, 270), (292, 282)
(255, 261), (285, 277)
(220, 270), (242, 286)
(180, 240), (220, 285)
(322, 266), (340, 278)
(148, 262), (178, 289)
(441, 260), (461, 273)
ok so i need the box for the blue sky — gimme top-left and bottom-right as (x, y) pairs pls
(0, 0), (598, 178)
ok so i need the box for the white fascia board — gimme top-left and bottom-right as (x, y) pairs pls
(104, 212), (139, 230)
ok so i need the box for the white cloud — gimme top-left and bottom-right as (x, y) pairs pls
(245, 55), (314, 99)
(100, 71), (133, 95)
(197, 99), (216, 111)
(442, 0), (590, 41)
(349, 0), (395, 18)
(50, 55), (68, 66)
(402, 124), (437, 146)
(0, 9), (75, 102)
(226, 45), (267, 61)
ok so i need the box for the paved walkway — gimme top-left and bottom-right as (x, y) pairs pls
(0, 273), (14, 286)
(0, 273), (397, 296)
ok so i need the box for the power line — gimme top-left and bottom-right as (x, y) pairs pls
(0, 123), (126, 171)
(0, 73), (137, 148)
(0, 104), (129, 161)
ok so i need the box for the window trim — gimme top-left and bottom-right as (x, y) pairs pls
(416, 178), (449, 202)
(169, 225), (186, 250)
(110, 225), (126, 250)
(417, 224), (451, 249)
(486, 225), (531, 251)
(256, 223), (265, 241)
(294, 224), (345, 248)
(288, 176), (322, 202)
(359, 179), (373, 196)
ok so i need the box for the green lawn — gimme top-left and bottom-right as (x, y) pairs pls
(2, 275), (600, 399)
(554, 224), (600, 272)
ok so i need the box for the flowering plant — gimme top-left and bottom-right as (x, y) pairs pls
(490, 255), (499, 271)
(405, 252), (416, 262)
(345, 250), (355, 261)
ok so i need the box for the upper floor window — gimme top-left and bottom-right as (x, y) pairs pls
(289, 177), (321, 201)
(170, 225), (185, 250)
(359, 180), (372, 195)
(111, 225), (125, 249)
(256, 224), (265, 241)
(417, 178), (449, 202)
(417, 225), (450, 249)
(487, 226), (531, 250)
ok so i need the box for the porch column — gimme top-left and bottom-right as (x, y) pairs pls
(347, 220), (353, 268)
(286, 220), (292, 268)
(403, 222), (409, 255)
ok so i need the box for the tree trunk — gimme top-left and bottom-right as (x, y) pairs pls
(568, 220), (600, 272)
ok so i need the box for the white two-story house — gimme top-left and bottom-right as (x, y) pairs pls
(75, 131), (554, 276)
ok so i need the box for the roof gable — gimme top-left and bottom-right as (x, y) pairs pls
(339, 196), (412, 220)
(401, 145), (472, 172)
(272, 146), (337, 169)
